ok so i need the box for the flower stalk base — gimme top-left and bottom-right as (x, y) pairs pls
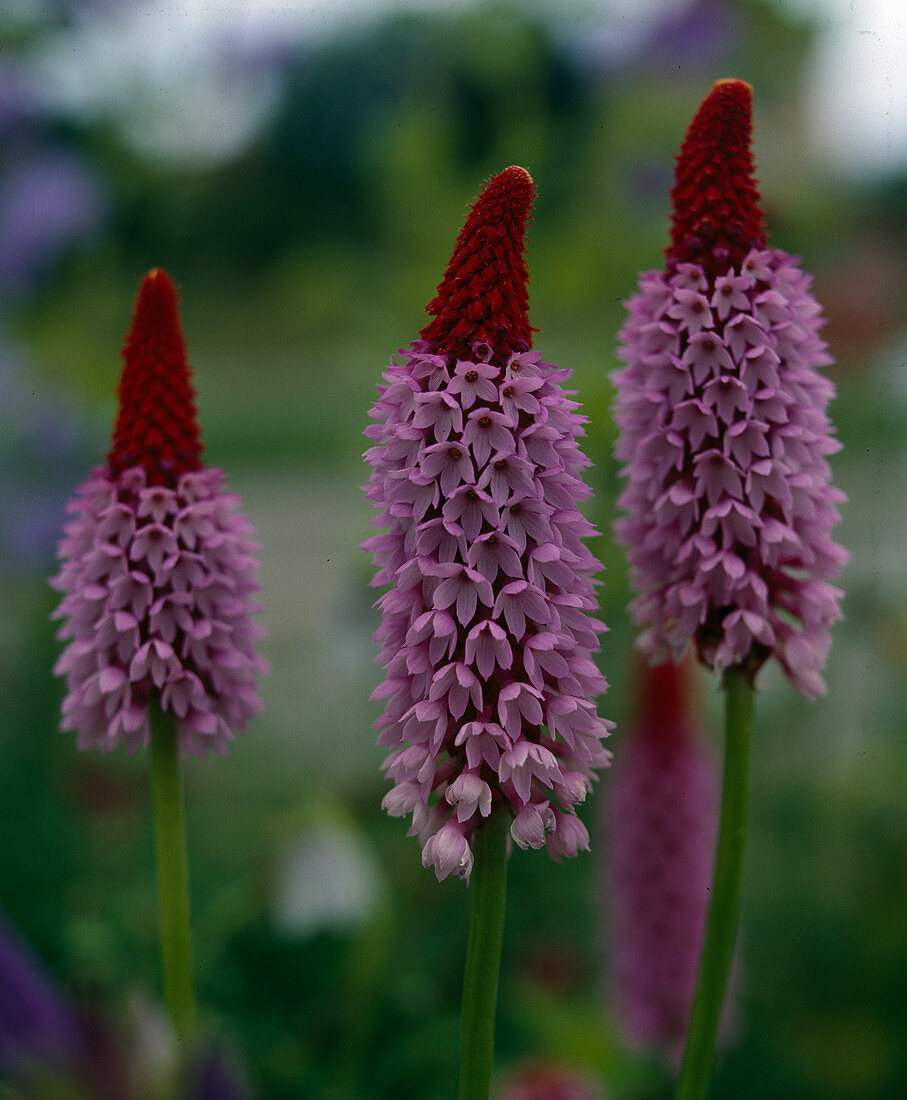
(457, 810), (510, 1100)
(677, 667), (752, 1098)
(149, 703), (197, 1040)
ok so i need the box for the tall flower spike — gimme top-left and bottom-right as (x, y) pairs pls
(364, 167), (611, 881)
(613, 80), (848, 697)
(606, 659), (719, 1063)
(51, 269), (267, 757)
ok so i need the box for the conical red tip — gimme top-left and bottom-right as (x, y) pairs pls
(666, 80), (767, 280)
(107, 269), (204, 486)
(420, 165), (536, 363)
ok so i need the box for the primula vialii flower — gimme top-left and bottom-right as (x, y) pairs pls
(364, 167), (611, 881)
(613, 80), (848, 697)
(51, 269), (266, 757)
(607, 659), (718, 1062)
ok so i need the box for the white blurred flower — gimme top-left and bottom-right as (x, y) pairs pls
(271, 816), (387, 937)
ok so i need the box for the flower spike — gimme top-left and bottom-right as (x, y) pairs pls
(613, 81), (848, 697)
(607, 659), (719, 1062)
(52, 269), (267, 757)
(364, 168), (610, 881)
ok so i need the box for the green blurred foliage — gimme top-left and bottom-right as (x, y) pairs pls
(2, 1), (905, 1097)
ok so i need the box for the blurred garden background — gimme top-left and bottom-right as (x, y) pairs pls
(1, 0), (905, 1096)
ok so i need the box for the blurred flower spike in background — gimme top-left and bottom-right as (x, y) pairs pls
(606, 657), (719, 1064)
(364, 166), (611, 880)
(51, 269), (268, 758)
(613, 79), (849, 697)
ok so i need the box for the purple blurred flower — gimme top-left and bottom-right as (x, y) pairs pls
(0, 912), (140, 1097)
(51, 270), (266, 757)
(566, 0), (735, 82)
(193, 1042), (249, 1100)
(613, 81), (848, 697)
(0, 61), (36, 138)
(0, 151), (107, 296)
(606, 659), (718, 1063)
(364, 167), (611, 881)
(639, 0), (736, 73)
(0, 912), (82, 1078)
(0, 912), (249, 1096)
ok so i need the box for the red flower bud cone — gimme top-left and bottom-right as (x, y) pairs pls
(107, 269), (204, 486)
(421, 165), (536, 364)
(666, 80), (767, 281)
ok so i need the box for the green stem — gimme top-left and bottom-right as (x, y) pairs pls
(457, 810), (510, 1100)
(149, 704), (197, 1041)
(677, 666), (753, 1099)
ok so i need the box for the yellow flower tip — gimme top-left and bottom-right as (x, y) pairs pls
(712, 78), (753, 97)
(502, 165), (534, 185)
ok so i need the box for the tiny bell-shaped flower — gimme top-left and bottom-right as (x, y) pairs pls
(364, 167), (611, 880)
(51, 270), (267, 757)
(613, 80), (848, 696)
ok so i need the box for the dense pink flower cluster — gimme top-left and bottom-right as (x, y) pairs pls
(606, 660), (717, 1061)
(614, 249), (847, 696)
(364, 168), (611, 880)
(53, 467), (265, 756)
(51, 270), (266, 757)
(613, 82), (847, 697)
